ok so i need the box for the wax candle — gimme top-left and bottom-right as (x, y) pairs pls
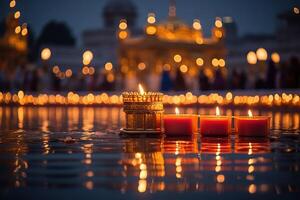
(235, 110), (270, 137)
(163, 107), (198, 136)
(122, 84), (164, 134)
(200, 107), (231, 137)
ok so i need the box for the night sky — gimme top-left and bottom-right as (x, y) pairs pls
(0, 0), (298, 45)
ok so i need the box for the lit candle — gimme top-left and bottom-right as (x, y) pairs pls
(163, 107), (198, 136)
(122, 84), (164, 134)
(200, 106), (231, 136)
(235, 110), (270, 137)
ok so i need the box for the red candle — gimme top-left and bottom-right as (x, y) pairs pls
(200, 107), (231, 137)
(235, 110), (270, 137)
(163, 108), (198, 136)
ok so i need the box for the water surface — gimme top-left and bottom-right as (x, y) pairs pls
(0, 106), (299, 199)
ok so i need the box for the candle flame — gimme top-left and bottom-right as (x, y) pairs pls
(216, 106), (220, 116)
(248, 109), (253, 117)
(138, 84), (145, 95)
(175, 107), (180, 115)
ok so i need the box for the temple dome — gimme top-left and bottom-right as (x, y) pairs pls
(103, 0), (137, 28)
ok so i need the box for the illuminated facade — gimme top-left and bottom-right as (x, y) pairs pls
(0, 13), (27, 73)
(118, 3), (227, 91)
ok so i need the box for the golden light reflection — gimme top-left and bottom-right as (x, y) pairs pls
(17, 107), (24, 129)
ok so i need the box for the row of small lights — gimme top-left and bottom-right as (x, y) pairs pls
(247, 48), (280, 64)
(118, 13), (223, 41)
(41, 46), (225, 78)
(41, 48), (115, 82)
(9, 0), (28, 36)
(0, 91), (299, 107)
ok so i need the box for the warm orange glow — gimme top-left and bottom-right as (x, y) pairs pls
(119, 20), (127, 30)
(21, 28), (28, 36)
(107, 73), (115, 82)
(10, 0), (16, 8)
(179, 64), (188, 73)
(82, 66), (89, 75)
(118, 31), (128, 39)
(138, 84), (145, 95)
(271, 52), (280, 63)
(195, 38), (203, 44)
(147, 13), (156, 24)
(247, 51), (257, 64)
(41, 48), (51, 60)
(256, 48), (268, 61)
(146, 25), (157, 35)
(88, 67), (95, 75)
(193, 19), (201, 30)
(212, 58), (219, 67)
(215, 30), (223, 38)
(175, 107), (179, 115)
(82, 50), (93, 61)
(14, 11), (20, 19)
(52, 66), (60, 74)
(138, 62), (146, 70)
(173, 54), (182, 63)
(104, 62), (113, 71)
(65, 69), (72, 77)
(219, 59), (225, 67)
(15, 26), (21, 34)
(215, 18), (223, 28)
(163, 64), (171, 71)
(217, 174), (225, 183)
(196, 58), (204, 66)
(294, 7), (300, 14)
(248, 110), (253, 117)
(216, 106), (220, 116)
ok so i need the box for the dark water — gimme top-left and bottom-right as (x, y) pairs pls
(0, 106), (299, 200)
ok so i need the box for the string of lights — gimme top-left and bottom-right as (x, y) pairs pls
(9, 0), (28, 37)
(0, 91), (299, 107)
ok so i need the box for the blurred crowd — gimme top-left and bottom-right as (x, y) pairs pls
(0, 57), (299, 92)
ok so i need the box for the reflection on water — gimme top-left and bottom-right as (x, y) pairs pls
(0, 106), (299, 199)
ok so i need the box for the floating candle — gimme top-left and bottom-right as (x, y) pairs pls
(122, 84), (164, 134)
(200, 106), (231, 137)
(235, 110), (270, 137)
(163, 107), (198, 136)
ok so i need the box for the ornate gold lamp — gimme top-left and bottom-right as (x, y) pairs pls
(121, 84), (164, 134)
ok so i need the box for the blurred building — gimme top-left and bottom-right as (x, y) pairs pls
(118, 2), (226, 91)
(0, 13), (27, 73)
(46, 0), (140, 75)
